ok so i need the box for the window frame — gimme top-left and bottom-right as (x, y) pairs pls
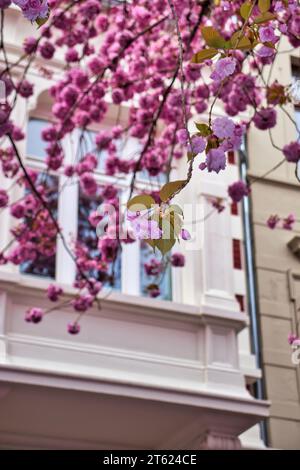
(23, 113), (180, 302)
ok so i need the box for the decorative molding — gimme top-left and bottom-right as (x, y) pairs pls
(160, 419), (247, 450)
(0, 362), (270, 418)
(0, 430), (131, 451)
(197, 432), (242, 450)
(0, 274), (248, 331)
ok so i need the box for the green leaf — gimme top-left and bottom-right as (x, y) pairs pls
(230, 31), (253, 50)
(195, 122), (211, 136)
(263, 41), (276, 49)
(155, 237), (176, 256)
(160, 180), (186, 202)
(258, 0), (271, 13)
(254, 12), (276, 24)
(201, 26), (228, 49)
(144, 239), (156, 249)
(240, 1), (252, 20)
(35, 14), (49, 28)
(127, 194), (155, 211)
(191, 48), (218, 64)
(235, 37), (253, 50)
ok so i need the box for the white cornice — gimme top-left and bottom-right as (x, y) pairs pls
(0, 272), (247, 330)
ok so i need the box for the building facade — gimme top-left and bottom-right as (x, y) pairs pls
(0, 6), (270, 449)
(247, 39), (300, 450)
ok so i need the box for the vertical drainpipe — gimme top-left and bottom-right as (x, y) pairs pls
(238, 138), (268, 446)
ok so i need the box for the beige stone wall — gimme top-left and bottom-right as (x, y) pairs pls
(248, 38), (300, 449)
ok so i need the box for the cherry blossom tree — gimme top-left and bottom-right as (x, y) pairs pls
(0, 0), (299, 339)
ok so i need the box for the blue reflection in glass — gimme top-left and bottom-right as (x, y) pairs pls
(77, 190), (122, 290)
(26, 118), (49, 159)
(140, 241), (172, 301)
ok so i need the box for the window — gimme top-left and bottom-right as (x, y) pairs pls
(24, 116), (173, 300)
(235, 294), (245, 312)
(140, 241), (172, 300)
(228, 151), (236, 165)
(20, 173), (58, 279)
(231, 202), (238, 216)
(233, 239), (242, 270)
(22, 118), (60, 279)
(27, 118), (49, 160)
(77, 189), (122, 289)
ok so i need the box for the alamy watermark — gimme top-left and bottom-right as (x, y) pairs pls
(95, 201), (210, 251)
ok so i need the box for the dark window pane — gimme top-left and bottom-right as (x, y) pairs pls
(77, 190), (121, 289)
(228, 151), (236, 165)
(140, 241), (172, 301)
(233, 239), (242, 270)
(20, 173), (58, 278)
(231, 202), (238, 216)
(236, 294), (245, 312)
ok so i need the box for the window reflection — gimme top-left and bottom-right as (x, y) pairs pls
(77, 189), (122, 289)
(20, 174), (58, 278)
(26, 118), (49, 159)
(140, 241), (172, 301)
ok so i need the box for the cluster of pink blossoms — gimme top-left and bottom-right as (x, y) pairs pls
(288, 333), (300, 347)
(177, 113), (245, 175)
(267, 213), (296, 231)
(0, 0), (48, 21)
(143, 252), (185, 298)
(0, 0), (299, 334)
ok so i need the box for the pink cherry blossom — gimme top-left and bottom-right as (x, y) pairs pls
(206, 148), (226, 174)
(267, 215), (280, 230)
(283, 141), (300, 163)
(171, 253), (185, 267)
(0, 0), (298, 332)
(14, 0), (49, 21)
(211, 57), (237, 82)
(0, 189), (9, 208)
(144, 259), (163, 276)
(228, 181), (250, 203)
(47, 284), (63, 302)
(288, 333), (300, 345)
(212, 117), (235, 139)
(188, 136), (206, 154)
(180, 229), (191, 241)
(25, 307), (44, 324)
(259, 26), (278, 44)
(68, 322), (81, 335)
(253, 107), (277, 130)
(282, 213), (296, 230)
